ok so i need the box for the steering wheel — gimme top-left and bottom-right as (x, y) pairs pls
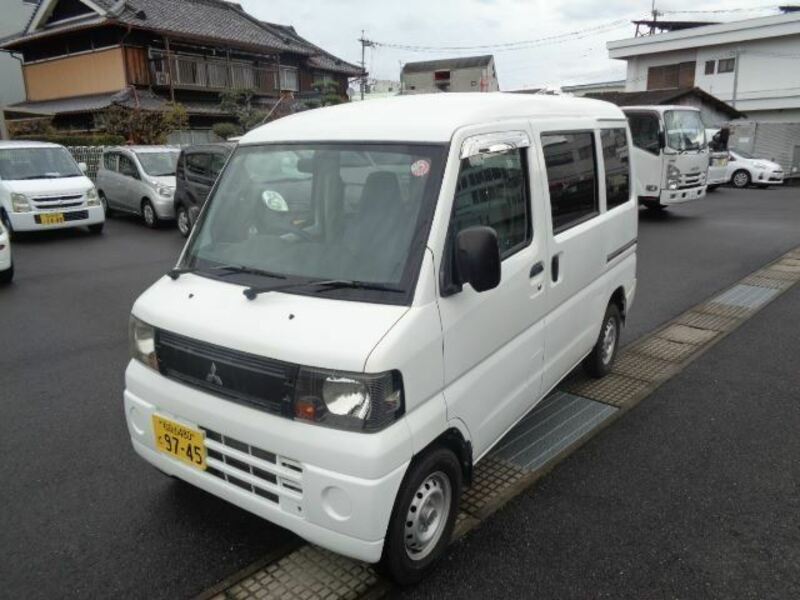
(267, 219), (315, 241)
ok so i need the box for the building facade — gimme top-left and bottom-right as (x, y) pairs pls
(0, 0), (37, 139)
(607, 10), (800, 122)
(561, 79), (626, 97)
(401, 55), (499, 94)
(1, 0), (362, 136)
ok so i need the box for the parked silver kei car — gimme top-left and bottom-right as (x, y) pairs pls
(96, 146), (180, 227)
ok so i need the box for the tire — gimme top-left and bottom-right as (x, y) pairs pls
(88, 223), (104, 234)
(583, 303), (622, 378)
(731, 170), (751, 189)
(99, 191), (113, 217)
(707, 184), (719, 192)
(0, 263), (12, 284)
(1, 211), (14, 241)
(380, 446), (462, 586)
(142, 200), (159, 228)
(176, 205), (191, 238)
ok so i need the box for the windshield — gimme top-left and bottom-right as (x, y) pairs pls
(135, 151), (179, 177)
(181, 143), (446, 303)
(664, 110), (706, 152)
(0, 147), (82, 180)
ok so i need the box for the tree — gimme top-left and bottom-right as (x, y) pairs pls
(100, 103), (188, 144)
(218, 90), (267, 135)
(304, 80), (345, 110)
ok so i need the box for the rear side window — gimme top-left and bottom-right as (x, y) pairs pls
(542, 132), (598, 233)
(210, 153), (228, 177)
(601, 129), (631, 209)
(451, 148), (531, 259)
(186, 153), (211, 180)
(627, 113), (660, 155)
(103, 153), (117, 171)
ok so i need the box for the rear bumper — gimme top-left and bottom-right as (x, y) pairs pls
(124, 360), (412, 563)
(8, 206), (104, 232)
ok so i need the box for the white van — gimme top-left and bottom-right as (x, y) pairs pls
(0, 141), (104, 236)
(623, 106), (709, 209)
(125, 94), (637, 584)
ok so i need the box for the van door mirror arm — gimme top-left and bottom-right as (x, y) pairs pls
(454, 226), (501, 293)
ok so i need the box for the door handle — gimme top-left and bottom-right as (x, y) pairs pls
(551, 255), (560, 282)
(529, 261), (544, 278)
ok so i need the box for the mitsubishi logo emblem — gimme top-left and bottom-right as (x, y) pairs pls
(205, 362), (223, 386)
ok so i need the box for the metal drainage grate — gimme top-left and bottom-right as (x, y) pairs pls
(711, 284), (780, 310)
(491, 392), (617, 471)
(741, 274), (792, 290)
(656, 324), (718, 346)
(629, 336), (701, 363)
(612, 352), (681, 383)
(675, 311), (740, 333)
(758, 267), (800, 281)
(563, 372), (652, 408)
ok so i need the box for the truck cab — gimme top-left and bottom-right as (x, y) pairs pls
(623, 106), (709, 209)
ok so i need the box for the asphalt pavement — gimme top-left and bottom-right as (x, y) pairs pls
(1, 186), (799, 598)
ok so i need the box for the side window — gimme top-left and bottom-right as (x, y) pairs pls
(210, 153), (228, 178)
(601, 129), (630, 209)
(627, 113), (661, 155)
(542, 132), (598, 233)
(451, 148), (531, 259)
(103, 153), (117, 171)
(186, 153), (211, 181)
(118, 155), (138, 178)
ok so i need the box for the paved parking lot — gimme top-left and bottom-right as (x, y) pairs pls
(1, 186), (798, 599)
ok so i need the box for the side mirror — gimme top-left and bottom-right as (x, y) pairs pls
(455, 226), (501, 293)
(79, 162), (88, 174)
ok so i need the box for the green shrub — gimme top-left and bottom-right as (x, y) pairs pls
(212, 122), (242, 140)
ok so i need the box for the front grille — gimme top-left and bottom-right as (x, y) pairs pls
(679, 173), (703, 189)
(155, 329), (298, 416)
(202, 427), (303, 505)
(33, 194), (85, 209)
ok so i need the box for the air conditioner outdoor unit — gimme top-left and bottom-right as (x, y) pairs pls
(155, 71), (170, 86)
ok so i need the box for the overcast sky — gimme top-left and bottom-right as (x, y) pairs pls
(238, 1), (783, 90)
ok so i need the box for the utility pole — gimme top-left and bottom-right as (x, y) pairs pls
(358, 30), (375, 100)
(649, 0), (661, 35)
(731, 49), (741, 109)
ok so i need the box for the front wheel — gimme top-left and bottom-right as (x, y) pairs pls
(176, 205), (191, 238)
(731, 170), (751, 189)
(142, 200), (159, 229)
(380, 447), (462, 586)
(0, 263), (13, 284)
(583, 303), (621, 378)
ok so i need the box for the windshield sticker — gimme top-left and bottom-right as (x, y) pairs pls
(411, 159), (431, 177)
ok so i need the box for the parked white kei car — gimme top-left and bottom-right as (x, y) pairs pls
(726, 149), (784, 188)
(0, 141), (104, 237)
(125, 93), (637, 584)
(96, 146), (180, 227)
(0, 220), (12, 283)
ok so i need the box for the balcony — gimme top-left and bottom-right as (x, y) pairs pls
(151, 53), (277, 94)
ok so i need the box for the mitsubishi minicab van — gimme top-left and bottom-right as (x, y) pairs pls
(0, 141), (104, 237)
(125, 93), (637, 584)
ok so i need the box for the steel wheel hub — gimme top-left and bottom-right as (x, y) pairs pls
(178, 210), (189, 234)
(734, 172), (748, 187)
(601, 317), (617, 365)
(404, 471), (451, 560)
(144, 205), (154, 225)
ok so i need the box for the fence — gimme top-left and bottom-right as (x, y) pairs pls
(67, 146), (105, 180)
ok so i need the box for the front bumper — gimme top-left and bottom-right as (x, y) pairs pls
(152, 195), (176, 219)
(0, 244), (10, 271)
(707, 167), (728, 186)
(8, 206), (104, 232)
(124, 360), (412, 563)
(658, 185), (706, 206)
(755, 169), (784, 185)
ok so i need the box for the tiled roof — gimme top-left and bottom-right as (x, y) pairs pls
(262, 22), (362, 76)
(402, 55), (494, 74)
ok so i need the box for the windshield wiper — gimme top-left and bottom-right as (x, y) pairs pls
(243, 278), (403, 300)
(168, 264), (287, 281)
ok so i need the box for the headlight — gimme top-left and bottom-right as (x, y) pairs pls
(11, 193), (30, 213)
(129, 315), (158, 370)
(157, 185), (174, 197)
(294, 368), (404, 431)
(753, 162), (767, 170)
(667, 164), (681, 190)
(86, 187), (100, 206)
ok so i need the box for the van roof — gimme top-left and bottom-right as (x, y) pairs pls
(241, 93), (627, 144)
(107, 145), (180, 153)
(0, 141), (64, 150)
(621, 105), (702, 114)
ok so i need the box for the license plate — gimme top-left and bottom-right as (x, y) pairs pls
(152, 415), (206, 470)
(39, 213), (65, 225)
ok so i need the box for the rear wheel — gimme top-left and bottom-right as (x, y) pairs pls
(583, 303), (621, 378)
(732, 170), (751, 189)
(176, 205), (191, 238)
(142, 200), (159, 228)
(380, 447), (462, 586)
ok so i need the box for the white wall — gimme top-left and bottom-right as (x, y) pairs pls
(0, 1), (35, 138)
(402, 61), (499, 93)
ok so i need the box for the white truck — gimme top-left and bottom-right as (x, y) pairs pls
(622, 106), (709, 210)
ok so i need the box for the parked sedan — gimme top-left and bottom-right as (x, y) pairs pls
(0, 220), (12, 284)
(726, 150), (784, 189)
(173, 143), (233, 237)
(96, 146), (180, 227)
